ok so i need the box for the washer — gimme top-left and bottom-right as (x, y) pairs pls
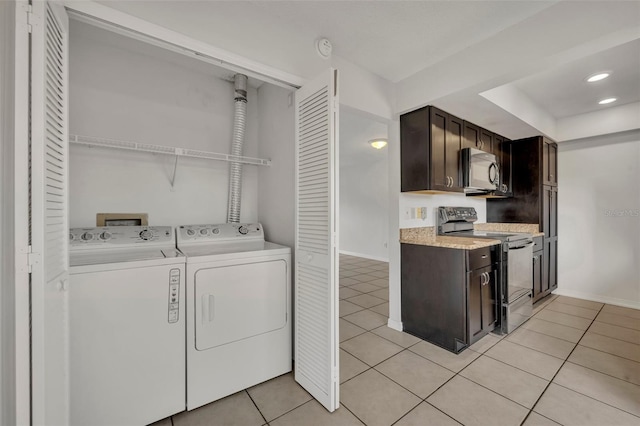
(69, 226), (185, 426)
(177, 223), (291, 410)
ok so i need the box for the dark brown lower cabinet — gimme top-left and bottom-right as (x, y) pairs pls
(401, 243), (498, 353)
(468, 265), (497, 341)
(532, 249), (544, 302)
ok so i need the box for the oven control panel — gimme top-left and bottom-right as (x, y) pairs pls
(439, 207), (478, 223)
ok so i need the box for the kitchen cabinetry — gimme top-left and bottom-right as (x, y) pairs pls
(532, 236), (545, 301)
(487, 136), (559, 303)
(401, 243), (498, 353)
(493, 134), (512, 196)
(400, 106), (464, 193)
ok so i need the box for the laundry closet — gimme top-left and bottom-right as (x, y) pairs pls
(68, 20), (293, 237)
(25, 2), (340, 424)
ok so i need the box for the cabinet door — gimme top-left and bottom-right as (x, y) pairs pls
(400, 108), (430, 192)
(543, 186), (558, 239)
(549, 239), (558, 291)
(482, 267), (497, 331)
(549, 142), (558, 185)
(543, 241), (551, 294)
(430, 107), (449, 191)
(446, 115), (464, 189)
(480, 128), (494, 153)
(550, 188), (558, 238)
(532, 251), (544, 302)
(467, 269), (483, 341)
(463, 121), (481, 150)
(543, 139), (558, 186)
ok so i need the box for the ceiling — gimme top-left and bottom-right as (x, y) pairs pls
(90, 0), (640, 142)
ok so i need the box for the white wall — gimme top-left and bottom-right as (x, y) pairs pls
(256, 84), (295, 248)
(556, 131), (640, 308)
(0, 2), (16, 424)
(69, 21), (259, 227)
(399, 193), (487, 229)
(339, 110), (389, 261)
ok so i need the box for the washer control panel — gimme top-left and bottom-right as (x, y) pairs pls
(177, 223), (264, 243)
(70, 226), (174, 248)
(168, 268), (180, 324)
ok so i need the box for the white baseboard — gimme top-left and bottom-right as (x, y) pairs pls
(553, 288), (640, 310)
(387, 318), (403, 331)
(339, 250), (389, 263)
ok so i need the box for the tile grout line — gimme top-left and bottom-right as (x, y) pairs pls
(520, 300), (607, 425)
(244, 389), (269, 425)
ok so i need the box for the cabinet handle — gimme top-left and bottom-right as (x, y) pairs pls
(446, 176), (450, 187)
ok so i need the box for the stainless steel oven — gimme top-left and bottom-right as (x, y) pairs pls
(503, 238), (534, 333)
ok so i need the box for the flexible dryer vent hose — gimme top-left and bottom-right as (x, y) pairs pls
(227, 74), (248, 223)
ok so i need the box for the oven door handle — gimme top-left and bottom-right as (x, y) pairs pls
(509, 241), (534, 250)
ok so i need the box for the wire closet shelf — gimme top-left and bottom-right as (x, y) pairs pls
(69, 134), (272, 166)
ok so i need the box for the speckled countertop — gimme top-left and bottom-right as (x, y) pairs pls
(474, 223), (545, 237)
(399, 227), (501, 250)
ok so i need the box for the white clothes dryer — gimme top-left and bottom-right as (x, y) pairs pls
(69, 226), (185, 426)
(177, 223), (291, 411)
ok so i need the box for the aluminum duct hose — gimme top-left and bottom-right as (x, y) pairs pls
(227, 74), (248, 223)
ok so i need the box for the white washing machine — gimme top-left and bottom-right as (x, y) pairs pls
(177, 223), (291, 410)
(69, 226), (185, 426)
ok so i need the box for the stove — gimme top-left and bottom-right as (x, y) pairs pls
(438, 207), (534, 334)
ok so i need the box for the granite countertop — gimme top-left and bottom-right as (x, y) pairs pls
(474, 222), (545, 237)
(399, 227), (501, 250)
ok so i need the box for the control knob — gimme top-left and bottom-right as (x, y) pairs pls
(186, 229), (196, 237)
(199, 229), (209, 236)
(81, 232), (93, 241)
(212, 228), (220, 234)
(139, 229), (154, 240)
(99, 231), (112, 241)
(238, 225), (248, 235)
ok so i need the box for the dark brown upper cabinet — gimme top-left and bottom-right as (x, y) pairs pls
(542, 138), (558, 186)
(492, 134), (512, 197)
(463, 121), (493, 153)
(400, 106), (464, 193)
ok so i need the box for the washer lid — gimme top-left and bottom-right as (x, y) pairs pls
(70, 247), (184, 267)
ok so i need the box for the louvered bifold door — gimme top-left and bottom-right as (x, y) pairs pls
(30, 2), (70, 425)
(294, 69), (340, 412)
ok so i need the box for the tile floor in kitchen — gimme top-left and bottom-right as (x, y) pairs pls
(152, 254), (640, 426)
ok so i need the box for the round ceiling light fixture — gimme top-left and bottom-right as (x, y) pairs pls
(369, 139), (388, 149)
(586, 72), (611, 83)
(598, 97), (617, 105)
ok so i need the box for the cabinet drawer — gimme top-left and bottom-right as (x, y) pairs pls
(533, 236), (543, 252)
(467, 247), (494, 271)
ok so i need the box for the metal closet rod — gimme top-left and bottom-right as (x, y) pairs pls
(69, 134), (271, 166)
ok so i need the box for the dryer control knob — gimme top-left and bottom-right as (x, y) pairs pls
(139, 229), (154, 240)
(212, 228), (220, 234)
(199, 229), (209, 236)
(81, 232), (93, 241)
(99, 231), (112, 241)
(186, 229), (196, 236)
(238, 226), (248, 235)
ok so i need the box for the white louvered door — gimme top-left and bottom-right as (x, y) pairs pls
(30, 2), (70, 424)
(294, 69), (340, 412)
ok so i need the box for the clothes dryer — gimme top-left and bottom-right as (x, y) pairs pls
(177, 223), (291, 410)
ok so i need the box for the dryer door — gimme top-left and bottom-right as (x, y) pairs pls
(195, 259), (288, 350)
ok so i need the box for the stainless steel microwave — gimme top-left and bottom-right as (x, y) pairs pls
(461, 148), (499, 194)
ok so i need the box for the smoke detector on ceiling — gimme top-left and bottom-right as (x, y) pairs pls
(316, 38), (332, 59)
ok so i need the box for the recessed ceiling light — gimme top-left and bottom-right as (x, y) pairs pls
(598, 98), (617, 105)
(586, 72), (610, 83)
(369, 139), (387, 149)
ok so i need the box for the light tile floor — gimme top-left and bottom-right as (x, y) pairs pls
(152, 254), (640, 426)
